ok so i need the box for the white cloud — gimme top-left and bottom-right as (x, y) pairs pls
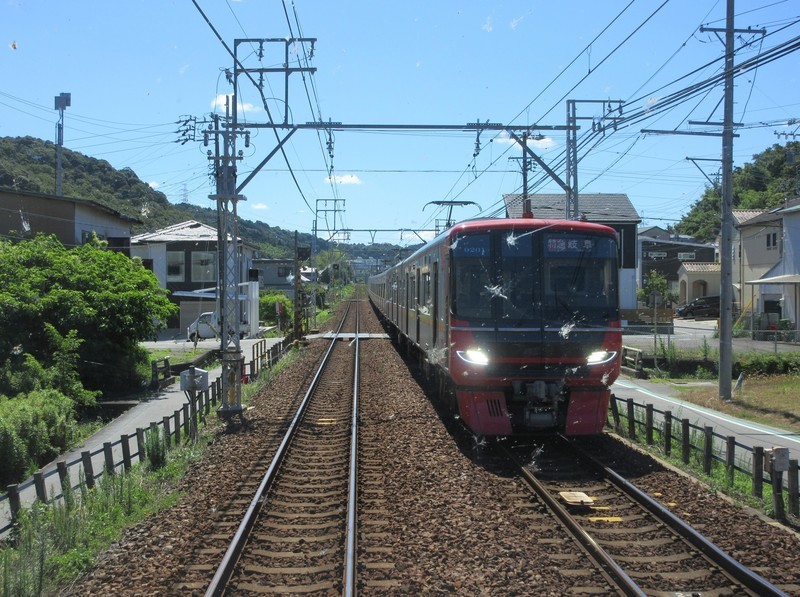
(148, 181), (160, 190)
(252, 202), (269, 210)
(510, 16), (525, 30)
(178, 64), (190, 76)
(495, 132), (557, 150)
(211, 94), (260, 116)
(325, 174), (362, 185)
(482, 17), (493, 33)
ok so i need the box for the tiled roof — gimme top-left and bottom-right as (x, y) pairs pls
(132, 220), (224, 243)
(503, 193), (640, 223)
(737, 197), (800, 226)
(733, 210), (763, 225)
(681, 262), (720, 273)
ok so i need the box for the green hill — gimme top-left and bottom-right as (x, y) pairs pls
(0, 135), (412, 261)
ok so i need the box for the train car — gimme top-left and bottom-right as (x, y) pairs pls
(367, 217), (621, 437)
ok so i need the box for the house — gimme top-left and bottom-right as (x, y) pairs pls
(676, 262), (721, 303)
(0, 189), (139, 254)
(130, 220), (258, 331)
(503, 193), (641, 309)
(637, 227), (716, 303)
(350, 256), (382, 282)
(740, 198), (800, 335)
(251, 258), (310, 299)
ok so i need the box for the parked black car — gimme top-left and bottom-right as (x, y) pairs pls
(674, 295), (720, 318)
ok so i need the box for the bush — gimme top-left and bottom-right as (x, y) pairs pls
(0, 390), (76, 485)
(259, 292), (292, 328)
(735, 352), (800, 376)
(144, 427), (166, 471)
(0, 417), (28, 485)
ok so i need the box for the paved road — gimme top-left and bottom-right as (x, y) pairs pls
(622, 318), (800, 355)
(611, 375), (800, 472)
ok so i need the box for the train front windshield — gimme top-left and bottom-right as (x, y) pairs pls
(451, 229), (618, 326)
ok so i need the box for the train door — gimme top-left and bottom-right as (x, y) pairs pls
(404, 271), (410, 336)
(432, 262), (439, 348)
(415, 268), (421, 343)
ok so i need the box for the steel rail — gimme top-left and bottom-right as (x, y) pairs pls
(343, 300), (360, 596)
(569, 437), (788, 597)
(205, 301), (353, 597)
(502, 446), (646, 597)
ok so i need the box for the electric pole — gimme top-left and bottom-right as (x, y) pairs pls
(207, 102), (247, 422)
(719, 0), (736, 402)
(54, 92), (71, 196)
(566, 99), (623, 220)
(699, 0), (765, 401)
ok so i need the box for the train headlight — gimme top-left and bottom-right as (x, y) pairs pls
(456, 348), (489, 366)
(587, 350), (617, 365)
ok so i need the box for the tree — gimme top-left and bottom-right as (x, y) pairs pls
(677, 141), (800, 242)
(636, 270), (678, 307)
(0, 234), (177, 398)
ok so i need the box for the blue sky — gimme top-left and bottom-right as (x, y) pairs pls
(2, 1), (799, 247)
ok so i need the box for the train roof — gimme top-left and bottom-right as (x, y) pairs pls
(448, 217), (617, 235)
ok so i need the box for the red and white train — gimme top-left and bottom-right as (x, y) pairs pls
(367, 217), (622, 436)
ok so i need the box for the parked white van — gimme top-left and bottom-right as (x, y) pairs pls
(187, 312), (219, 342)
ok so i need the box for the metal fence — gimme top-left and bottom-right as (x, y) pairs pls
(608, 394), (799, 521)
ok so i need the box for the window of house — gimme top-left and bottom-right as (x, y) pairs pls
(766, 232), (778, 251)
(167, 251), (185, 282)
(278, 266), (292, 279)
(191, 251), (216, 283)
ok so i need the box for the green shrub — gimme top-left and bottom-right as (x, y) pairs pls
(0, 417), (28, 485)
(0, 390), (76, 484)
(259, 292), (292, 328)
(144, 427), (166, 471)
(735, 352), (800, 376)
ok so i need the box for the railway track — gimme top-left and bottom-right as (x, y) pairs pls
(503, 436), (788, 596)
(205, 300), (361, 595)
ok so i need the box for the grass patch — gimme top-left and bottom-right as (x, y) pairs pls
(668, 374), (800, 435)
(146, 347), (206, 366)
(0, 434), (208, 596)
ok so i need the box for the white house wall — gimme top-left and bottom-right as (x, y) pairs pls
(73, 204), (132, 243)
(130, 242), (168, 287)
(619, 268), (637, 309)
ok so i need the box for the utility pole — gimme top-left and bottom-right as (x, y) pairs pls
(521, 132), (530, 216)
(54, 93), (71, 196)
(699, 0), (765, 402)
(719, 0), (736, 402)
(509, 138), (534, 217)
(566, 99), (623, 220)
(207, 102), (247, 423)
